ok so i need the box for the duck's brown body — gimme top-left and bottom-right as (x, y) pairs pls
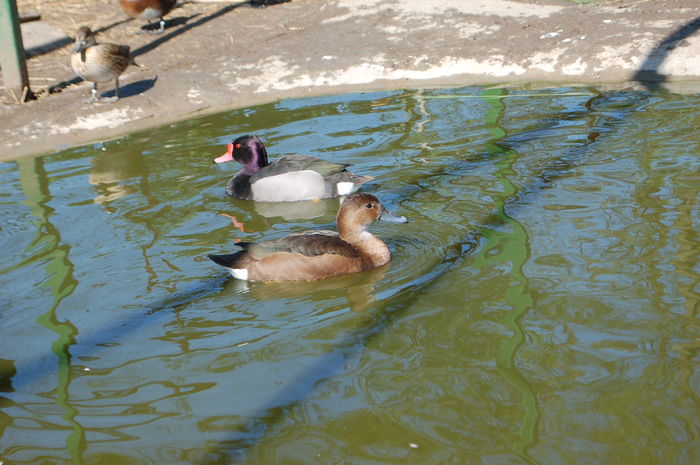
(71, 43), (131, 83)
(119, 0), (177, 32)
(71, 27), (135, 101)
(208, 193), (407, 281)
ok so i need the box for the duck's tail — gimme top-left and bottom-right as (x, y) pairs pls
(208, 253), (243, 268)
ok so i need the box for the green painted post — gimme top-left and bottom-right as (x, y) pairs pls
(0, 0), (32, 101)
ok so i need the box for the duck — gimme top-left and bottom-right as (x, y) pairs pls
(119, 0), (177, 33)
(213, 135), (374, 202)
(208, 193), (407, 281)
(70, 26), (136, 102)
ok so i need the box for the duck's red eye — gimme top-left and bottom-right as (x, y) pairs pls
(366, 203), (373, 209)
(234, 143), (241, 149)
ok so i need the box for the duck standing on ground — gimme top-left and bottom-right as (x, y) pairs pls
(213, 135), (374, 202)
(71, 26), (136, 102)
(119, 0), (177, 33)
(208, 193), (407, 281)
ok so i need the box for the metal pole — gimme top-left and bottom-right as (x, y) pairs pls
(0, 0), (32, 102)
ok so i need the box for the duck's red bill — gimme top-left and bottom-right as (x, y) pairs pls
(213, 143), (234, 163)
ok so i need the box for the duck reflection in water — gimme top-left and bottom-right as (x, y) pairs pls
(223, 262), (389, 313)
(88, 148), (143, 205)
(251, 198), (334, 220)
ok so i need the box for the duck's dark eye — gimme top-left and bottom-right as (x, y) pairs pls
(365, 203), (373, 209)
(234, 143), (241, 149)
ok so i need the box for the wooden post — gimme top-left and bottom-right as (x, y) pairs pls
(0, 0), (32, 102)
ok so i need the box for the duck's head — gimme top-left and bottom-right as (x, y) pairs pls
(213, 135), (269, 174)
(336, 193), (408, 238)
(74, 26), (97, 52)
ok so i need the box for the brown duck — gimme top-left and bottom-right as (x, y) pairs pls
(119, 0), (177, 33)
(208, 193), (408, 282)
(71, 26), (136, 102)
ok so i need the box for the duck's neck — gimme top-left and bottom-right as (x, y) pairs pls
(241, 164), (260, 176)
(243, 139), (269, 175)
(341, 229), (391, 268)
(77, 37), (95, 62)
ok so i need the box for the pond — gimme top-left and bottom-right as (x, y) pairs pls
(1, 85), (698, 465)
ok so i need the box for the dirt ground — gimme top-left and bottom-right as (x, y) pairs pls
(1, 0), (699, 160)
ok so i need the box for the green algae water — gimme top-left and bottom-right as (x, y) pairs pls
(1, 86), (698, 465)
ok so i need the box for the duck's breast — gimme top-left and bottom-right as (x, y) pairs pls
(138, 7), (165, 20)
(120, 0), (176, 18)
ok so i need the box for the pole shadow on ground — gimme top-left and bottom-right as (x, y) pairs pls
(633, 16), (700, 91)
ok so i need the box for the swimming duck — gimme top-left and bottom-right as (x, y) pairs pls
(213, 135), (373, 202)
(119, 0), (177, 33)
(71, 26), (136, 102)
(208, 193), (407, 281)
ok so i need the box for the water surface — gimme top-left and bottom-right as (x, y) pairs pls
(1, 86), (698, 465)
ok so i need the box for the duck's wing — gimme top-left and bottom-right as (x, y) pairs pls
(98, 43), (132, 71)
(241, 230), (360, 259)
(252, 155), (350, 182)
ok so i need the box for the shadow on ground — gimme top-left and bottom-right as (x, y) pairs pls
(633, 16), (700, 91)
(101, 76), (158, 100)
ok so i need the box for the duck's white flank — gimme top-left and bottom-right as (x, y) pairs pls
(251, 170), (325, 202)
(140, 7), (163, 21)
(230, 268), (249, 281)
(336, 181), (355, 195)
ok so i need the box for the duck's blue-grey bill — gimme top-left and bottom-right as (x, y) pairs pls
(380, 209), (408, 223)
